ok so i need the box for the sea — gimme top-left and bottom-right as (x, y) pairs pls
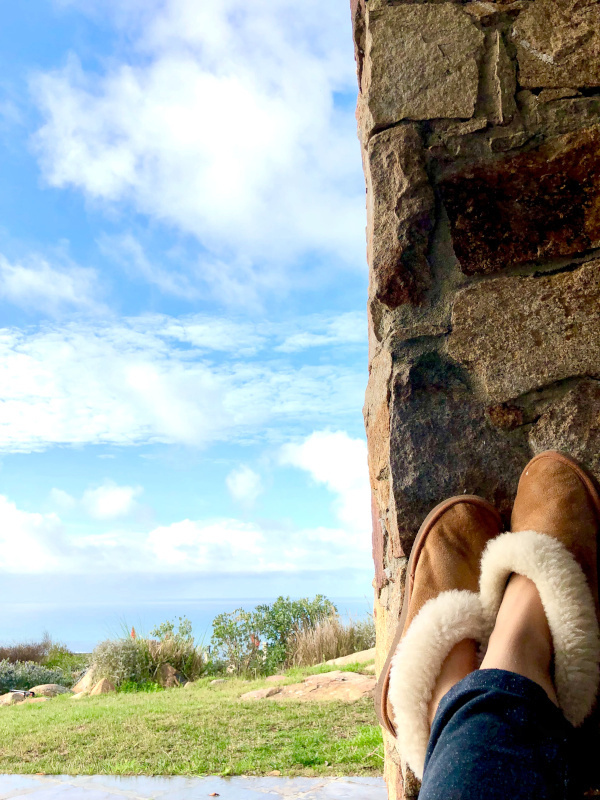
(1, 596), (374, 653)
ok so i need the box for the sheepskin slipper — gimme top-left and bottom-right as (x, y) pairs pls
(388, 589), (486, 780)
(480, 530), (600, 727)
(374, 495), (501, 778)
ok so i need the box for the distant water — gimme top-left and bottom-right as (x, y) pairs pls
(0, 597), (374, 653)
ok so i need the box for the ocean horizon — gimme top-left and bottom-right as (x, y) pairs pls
(0, 596), (374, 653)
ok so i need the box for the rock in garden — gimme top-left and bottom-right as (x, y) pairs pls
(240, 687), (282, 700)
(156, 663), (183, 688)
(71, 668), (95, 694)
(90, 679), (115, 695)
(209, 679), (226, 686)
(29, 684), (71, 697)
(0, 693), (25, 706)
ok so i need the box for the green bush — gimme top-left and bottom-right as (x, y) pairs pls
(210, 595), (337, 676)
(148, 616), (207, 681)
(92, 637), (152, 687)
(92, 617), (208, 688)
(0, 659), (73, 694)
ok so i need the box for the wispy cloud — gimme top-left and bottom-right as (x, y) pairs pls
(0, 253), (101, 315)
(0, 314), (365, 453)
(32, 0), (364, 304)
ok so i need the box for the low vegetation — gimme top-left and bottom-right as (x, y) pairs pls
(0, 634), (88, 694)
(93, 617), (207, 687)
(288, 616), (375, 667)
(0, 665), (382, 776)
(0, 595), (375, 691)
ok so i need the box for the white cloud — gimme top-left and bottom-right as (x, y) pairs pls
(0, 490), (370, 575)
(0, 496), (65, 573)
(0, 314), (364, 453)
(281, 430), (371, 534)
(82, 481), (142, 519)
(276, 312), (366, 353)
(32, 0), (364, 299)
(49, 487), (76, 511)
(0, 253), (100, 315)
(226, 465), (263, 508)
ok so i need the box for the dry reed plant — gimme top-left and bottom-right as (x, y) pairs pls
(287, 615), (375, 667)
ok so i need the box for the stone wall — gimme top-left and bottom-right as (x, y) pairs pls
(351, 2), (600, 797)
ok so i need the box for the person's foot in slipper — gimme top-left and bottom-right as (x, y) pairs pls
(375, 495), (502, 778)
(480, 450), (600, 727)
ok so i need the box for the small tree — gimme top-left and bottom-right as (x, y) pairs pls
(210, 595), (337, 676)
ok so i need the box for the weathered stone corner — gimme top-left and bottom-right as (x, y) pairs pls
(352, 0), (600, 796)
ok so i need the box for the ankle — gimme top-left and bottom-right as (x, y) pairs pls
(480, 574), (558, 705)
(427, 638), (478, 727)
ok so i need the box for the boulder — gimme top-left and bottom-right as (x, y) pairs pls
(0, 692), (25, 706)
(70, 693), (89, 700)
(240, 672), (376, 703)
(209, 679), (226, 686)
(29, 684), (71, 697)
(156, 663), (182, 688)
(265, 675), (287, 683)
(240, 687), (282, 700)
(325, 648), (376, 666)
(90, 679), (115, 695)
(24, 697), (50, 704)
(71, 668), (95, 694)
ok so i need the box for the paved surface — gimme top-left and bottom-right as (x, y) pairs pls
(0, 776), (387, 800)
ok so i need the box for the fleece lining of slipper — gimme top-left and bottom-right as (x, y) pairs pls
(480, 530), (600, 727)
(387, 590), (485, 780)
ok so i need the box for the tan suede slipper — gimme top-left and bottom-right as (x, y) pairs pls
(480, 450), (600, 727)
(375, 495), (502, 778)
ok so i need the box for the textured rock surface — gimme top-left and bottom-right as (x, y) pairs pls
(359, 4), (484, 134)
(514, 0), (600, 88)
(448, 260), (600, 403)
(0, 692), (25, 706)
(156, 663), (184, 688)
(479, 31), (517, 126)
(352, 1), (600, 796)
(366, 125), (435, 308)
(530, 380), (600, 474)
(29, 684), (70, 697)
(389, 353), (526, 549)
(72, 668), (95, 695)
(90, 678), (115, 695)
(440, 127), (600, 275)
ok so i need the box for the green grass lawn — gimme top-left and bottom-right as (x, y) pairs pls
(0, 665), (383, 776)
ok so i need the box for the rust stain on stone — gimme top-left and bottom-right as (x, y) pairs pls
(439, 127), (600, 274)
(487, 404), (524, 430)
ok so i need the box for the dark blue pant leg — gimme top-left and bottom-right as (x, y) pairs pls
(419, 669), (579, 800)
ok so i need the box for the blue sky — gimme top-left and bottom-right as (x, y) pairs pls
(0, 0), (371, 613)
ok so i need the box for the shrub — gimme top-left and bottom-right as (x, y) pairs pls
(0, 632), (52, 664)
(210, 595), (337, 676)
(0, 659), (73, 694)
(92, 637), (152, 687)
(287, 614), (376, 667)
(149, 616), (207, 681)
(92, 617), (207, 687)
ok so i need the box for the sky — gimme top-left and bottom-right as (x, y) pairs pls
(0, 0), (371, 624)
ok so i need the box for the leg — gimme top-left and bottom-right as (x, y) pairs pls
(480, 573), (558, 705)
(427, 638), (478, 727)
